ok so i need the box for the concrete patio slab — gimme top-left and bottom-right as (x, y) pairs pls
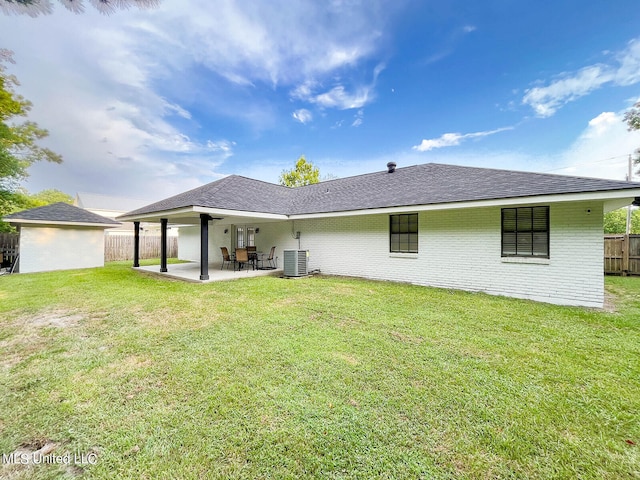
(135, 262), (283, 283)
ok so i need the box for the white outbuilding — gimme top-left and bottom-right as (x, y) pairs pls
(3, 202), (120, 273)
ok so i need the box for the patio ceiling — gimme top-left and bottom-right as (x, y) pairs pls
(118, 206), (289, 226)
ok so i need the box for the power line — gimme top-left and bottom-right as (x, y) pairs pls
(542, 153), (634, 173)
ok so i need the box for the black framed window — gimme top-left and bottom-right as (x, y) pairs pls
(502, 206), (549, 258)
(390, 213), (418, 253)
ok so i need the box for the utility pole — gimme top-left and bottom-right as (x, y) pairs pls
(627, 154), (633, 235)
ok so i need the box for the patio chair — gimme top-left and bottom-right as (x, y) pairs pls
(262, 246), (276, 269)
(234, 248), (253, 271)
(220, 247), (233, 270)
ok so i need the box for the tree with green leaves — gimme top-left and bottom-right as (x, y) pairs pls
(624, 101), (640, 176)
(29, 188), (73, 205)
(279, 156), (320, 187)
(0, 188), (73, 232)
(1, 50), (63, 228)
(624, 101), (640, 131)
(603, 208), (640, 234)
(1, 50), (62, 189)
(0, 0), (160, 17)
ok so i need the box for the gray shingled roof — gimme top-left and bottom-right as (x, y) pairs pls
(125, 175), (293, 216)
(4, 202), (121, 225)
(123, 163), (640, 218)
(288, 163), (640, 214)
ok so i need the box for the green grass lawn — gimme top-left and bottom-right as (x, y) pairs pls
(1, 262), (639, 479)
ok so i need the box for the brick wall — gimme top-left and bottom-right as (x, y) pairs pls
(292, 201), (604, 307)
(179, 200), (604, 307)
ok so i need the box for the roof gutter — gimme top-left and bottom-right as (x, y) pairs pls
(7, 219), (121, 228)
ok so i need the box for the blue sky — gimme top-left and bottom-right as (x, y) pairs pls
(2, 0), (640, 204)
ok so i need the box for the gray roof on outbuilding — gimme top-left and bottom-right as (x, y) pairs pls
(122, 163), (640, 218)
(4, 202), (121, 226)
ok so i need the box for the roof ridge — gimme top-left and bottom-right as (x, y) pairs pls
(427, 162), (639, 184)
(190, 175), (237, 202)
(292, 163), (427, 189)
(231, 174), (291, 189)
(4, 202), (120, 225)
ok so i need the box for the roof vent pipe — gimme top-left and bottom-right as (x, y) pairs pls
(387, 162), (397, 173)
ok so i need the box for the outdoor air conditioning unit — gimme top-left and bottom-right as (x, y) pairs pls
(283, 250), (308, 277)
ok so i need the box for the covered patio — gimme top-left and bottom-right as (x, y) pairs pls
(117, 176), (297, 282)
(136, 261), (283, 283)
(120, 206), (288, 281)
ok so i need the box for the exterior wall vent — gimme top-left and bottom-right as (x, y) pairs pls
(284, 250), (308, 277)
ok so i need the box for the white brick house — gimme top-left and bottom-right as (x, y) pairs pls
(119, 163), (640, 308)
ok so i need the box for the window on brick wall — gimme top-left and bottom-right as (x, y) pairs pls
(501, 206), (549, 258)
(390, 213), (418, 253)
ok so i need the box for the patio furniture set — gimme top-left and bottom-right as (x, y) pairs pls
(220, 246), (277, 272)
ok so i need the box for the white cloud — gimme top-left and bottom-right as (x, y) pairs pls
(3, 12), (234, 200)
(409, 111), (640, 181)
(313, 85), (372, 110)
(351, 109), (364, 127)
(164, 101), (192, 120)
(151, 0), (389, 88)
(207, 140), (235, 154)
(523, 37), (640, 117)
(412, 127), (514, 152)
(550, 111), (640, 180)
(413, 133), (466, 151)
(290, 81), (319, 101)
(292, 109), (313, 124)
(614, 38), (640, 86)
(290, 62), (385, 112)
(421, 24), (477, 66)
(523, 65), (611, 117)
(4, 0), (399, 199)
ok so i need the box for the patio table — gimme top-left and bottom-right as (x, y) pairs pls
(249, 251), (264, 269)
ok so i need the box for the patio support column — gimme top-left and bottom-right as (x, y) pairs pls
(160, 218), (168, 272)
(200, 214), (212, 280)
(133, 221), (140, 268)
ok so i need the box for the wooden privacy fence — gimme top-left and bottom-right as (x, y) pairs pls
(105, 235), (178, 262)
(0, 233), (19, 269)
(604, 234), (640, 276)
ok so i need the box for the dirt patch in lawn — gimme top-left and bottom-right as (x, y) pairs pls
(24, 310), (85, 328)
(0, 309), (86, 369)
